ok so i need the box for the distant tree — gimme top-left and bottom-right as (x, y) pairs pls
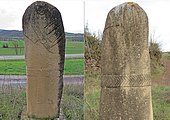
(12, 41), (19, 55)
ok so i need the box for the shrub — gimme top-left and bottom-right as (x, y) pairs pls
(149, 37), (163, 75)
(84, 25), (101, 71)
(2, 44), (8, 48)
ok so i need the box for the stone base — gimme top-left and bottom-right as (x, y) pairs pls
(20, 106), (66, 120)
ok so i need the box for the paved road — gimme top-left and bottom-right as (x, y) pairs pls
(0, 75), (84, 87)
(0, 54), (84, 60)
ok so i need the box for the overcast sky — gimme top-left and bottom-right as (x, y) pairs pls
(0, 0), (84, 33)
(85, 0), (170, 51)
(0, 0), (169, 51)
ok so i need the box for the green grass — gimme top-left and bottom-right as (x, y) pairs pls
(0, 41), (84, 55)
(0, 40), (24, 47)
(0, 59), (84, 75)
(64, 59), (84, 75)
(162, 53), (170, 57)
(65, 41), (84, 54)
(152, 86), (170, 120)
(85, 71), (101, 120)
(85, 71), (170, 120)
(61, 84), (84, 120)
(0, 40), (24, 55)
(0, 89), (26, 120)
(162, 53), (170, 60)
(0, 60), (26, 75)
(0, 48), (24, 55)
(0, 84), (83, 120)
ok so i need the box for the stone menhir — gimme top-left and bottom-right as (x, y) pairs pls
(22, 1), (65, 119)
(99, 2), (153, 120)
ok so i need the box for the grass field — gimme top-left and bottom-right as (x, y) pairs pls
(85, 55), (170, 120)
(85, 73), (170, 120)
(162, 53), (170, 57)
(85, 71), (100, 120)
(0, 41), (84, 55)
(163, 53), (170, 60)
(0, 89), (26, 120)
(65, 41), (84, 54)
(0, 84), (84, 120)
(0, 40), (24, 47)
(61, 84), (84, 120)
(0, 59), (84, 75)
(152, 86), (170, 119)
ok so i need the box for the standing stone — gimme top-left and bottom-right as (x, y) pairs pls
(22, 1), (65, 119)
(99, 2), (153, 120)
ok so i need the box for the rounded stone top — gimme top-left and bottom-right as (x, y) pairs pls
(127, 2), (134, 4)
(101, 2), (149, 75)
(22, 1), (62, 30)
(22, 1), (65, 53)
(104, 2), (148, 32)
(34, 1), (48, 15)
(108, 2), (147, 16)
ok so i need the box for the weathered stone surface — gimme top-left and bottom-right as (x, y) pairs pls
(22, 1), (65, 119)
(21, 106), (66, 120)
(99, 2), (153, 120)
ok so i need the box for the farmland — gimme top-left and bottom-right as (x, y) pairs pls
(0, 40), (84, 55)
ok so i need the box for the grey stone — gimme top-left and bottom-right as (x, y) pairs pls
(22, 1), (65, 119)
(99, 2), (153, 120)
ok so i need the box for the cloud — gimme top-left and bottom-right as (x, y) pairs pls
(85, 0), (170, 51)
(0, 0), (84, 33)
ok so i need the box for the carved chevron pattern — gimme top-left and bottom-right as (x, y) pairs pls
(101, 74), (151, 87)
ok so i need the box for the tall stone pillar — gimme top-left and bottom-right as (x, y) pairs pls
(22, 1), (65, 119)
(100, 2), (153, 120)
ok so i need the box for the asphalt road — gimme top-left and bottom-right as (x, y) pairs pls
(0, 75), (84, 88)
(0, 54), (84, 60)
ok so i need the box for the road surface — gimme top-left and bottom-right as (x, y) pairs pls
(0, 54), (84, 60)
(0, 75), (84, 88)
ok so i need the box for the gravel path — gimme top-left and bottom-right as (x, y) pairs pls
(162, 60), (170, 86)
(152, 59), (170, 86)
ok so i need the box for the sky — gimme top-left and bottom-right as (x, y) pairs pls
(85, 0), (170, 52)
(0, 0), (84, 33)
(0, 0), (169, 51)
